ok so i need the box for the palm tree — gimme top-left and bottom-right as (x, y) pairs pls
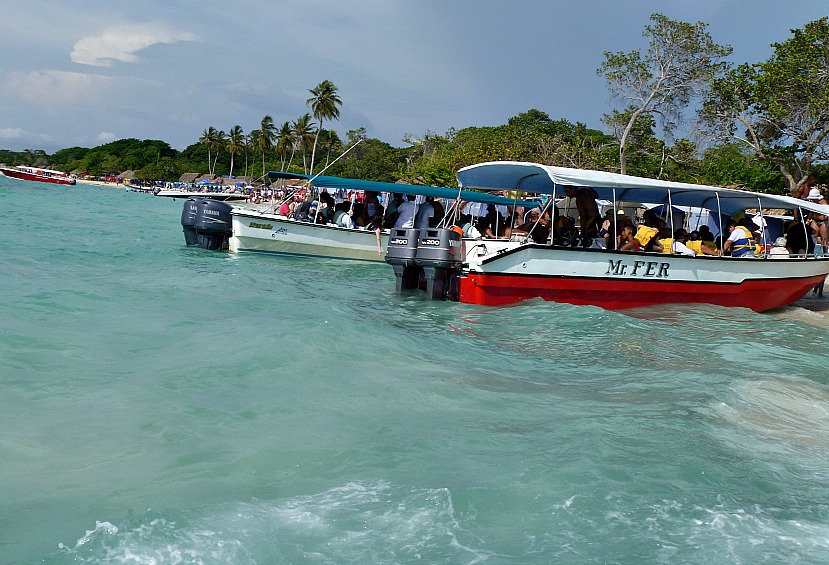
(291, 113), (316, 174)
(211, 130), (228, 176)
(226, 125), (245, 177)
(275, 121), (294, 172)
(306, 80), (342, 175)
(317, 129), (343, 170)
(199, 126), (218, 175)
(258, 116), (277, 179)
(248, 130), (260, 178)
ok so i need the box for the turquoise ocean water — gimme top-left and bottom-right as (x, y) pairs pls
(3, 176), (829, 563)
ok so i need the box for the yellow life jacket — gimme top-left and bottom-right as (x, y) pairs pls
(702, 239), (718, 251)
(658, 238), (673, 254)
(731, 226), (756, 257)
(685, 240), (703, 255)
(635, 225), (658, 247)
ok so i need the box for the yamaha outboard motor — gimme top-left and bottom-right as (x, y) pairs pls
(194, 199), (233, 250)
(385, 228), (420, 291)
(181, 197), (202, 246)
(414, 228), (462, 300)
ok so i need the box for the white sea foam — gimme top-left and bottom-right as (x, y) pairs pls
(51, 482), (489, 563)
(713, 377), (829, 453)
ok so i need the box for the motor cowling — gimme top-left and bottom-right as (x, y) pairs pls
(181, 197), (202, 246)
(385, 228), (420, 291)
(194, 199), (233, 250)
(414, 228), (462, 269)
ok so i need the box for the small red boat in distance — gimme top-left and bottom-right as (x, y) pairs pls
(0, 165), (76, 185)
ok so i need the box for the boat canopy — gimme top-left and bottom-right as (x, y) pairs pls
(457, 161), (829, 217)
(267, 171), (536, 208)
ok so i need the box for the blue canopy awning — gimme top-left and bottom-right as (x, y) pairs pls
(267, 171), (537, 208)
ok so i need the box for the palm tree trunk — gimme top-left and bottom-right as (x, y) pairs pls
(309, 123), (321, 175)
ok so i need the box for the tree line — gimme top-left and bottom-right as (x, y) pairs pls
(3, 16), (829, 195)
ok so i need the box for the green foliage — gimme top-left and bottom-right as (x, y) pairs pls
(598, 13), (731, 174)
(326, 136), (408, 182)
(701, 17), (829, 192)
(698, 144), (786, 194)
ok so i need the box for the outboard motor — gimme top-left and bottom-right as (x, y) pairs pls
(194, 199), (233, 250)
(181, 197), (202, 246)
(414, 228), (462, 300)
(385, 228), (420, 291)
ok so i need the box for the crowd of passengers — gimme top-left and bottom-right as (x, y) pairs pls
(276, 183), (829, 259)
(454, 183), (829, 260)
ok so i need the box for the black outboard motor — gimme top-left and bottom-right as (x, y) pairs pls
(181, 197), (202, 246)
(194, 199), (233, 250)
(385, 228), (420, 291)
(414, 228), (462, 300)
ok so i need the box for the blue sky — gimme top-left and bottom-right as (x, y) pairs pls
(1, 1), (827, 152)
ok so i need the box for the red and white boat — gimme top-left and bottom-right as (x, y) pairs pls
(0, 165), (75, 185)
(388, 161), (829, 312)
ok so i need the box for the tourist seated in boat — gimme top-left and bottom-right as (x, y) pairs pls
(640, 222), (664, 253)
(455, 213), (482, 238)
(319, 192), (336, 223)
(784, 211), (815, 256)
(415, 196), (436, 229)
(277, 198), (294, 216)
(513, 208), (551, 244)
(685, 231), (718, 256)
(554, 215), (578, 246)
(384, 193), (404, 228)
(769, 237), (790, 258)
(394, 195), (418, 229)
(723, 219), (758, 257)
(698, 225), (718, 252)
(599, 210), (614, 240)
(429, 197), (446, 227)
(358, 191), (385, 229)
(332, 201), (355, 228)
(634, 210), (660, 248)
(477, 204), (510, 238)
(618, 225), (640, 251)
(563, 185), (600, 239)
(656, 228), (673, 254)
(293, 196), (315, 221)
(670, 229), (697, 256)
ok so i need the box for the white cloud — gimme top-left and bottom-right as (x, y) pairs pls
(0, 127), (54, 145)
(71, 23), (198, 67)
(1, 70), (114, 106)
(97, 131), (117, 142)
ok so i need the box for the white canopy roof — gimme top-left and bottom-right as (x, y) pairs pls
(456, 161), (829, 217)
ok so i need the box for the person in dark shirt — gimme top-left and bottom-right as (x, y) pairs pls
(513, 208), (550, 243)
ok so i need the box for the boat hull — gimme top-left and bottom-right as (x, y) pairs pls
(458, 244), (829, 311)
(0, 166), (75, 185)
(230, 210), (388, 262)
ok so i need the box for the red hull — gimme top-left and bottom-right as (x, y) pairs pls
(0, 167), (75, 185)
(458, 272), (825, 311)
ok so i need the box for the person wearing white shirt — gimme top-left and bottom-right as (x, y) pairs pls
(393, 196), (417, 228)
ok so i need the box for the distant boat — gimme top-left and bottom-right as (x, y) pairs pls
(0, 165), (75, 185)
(156, 189), (248, 202)
(124, 182), (156, 194)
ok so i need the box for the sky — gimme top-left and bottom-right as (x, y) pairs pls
(1, 1), (827, 153)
